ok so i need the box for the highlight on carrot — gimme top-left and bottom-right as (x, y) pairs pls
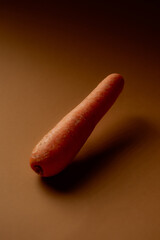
(30, 73), (124, 177)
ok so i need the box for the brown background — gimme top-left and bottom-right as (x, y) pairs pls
(0, 1), (160, 240)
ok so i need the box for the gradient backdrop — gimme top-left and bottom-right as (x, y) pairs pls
(0, 1), (160, 240)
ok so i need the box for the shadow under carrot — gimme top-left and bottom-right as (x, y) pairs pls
(39, 117), (157, 193)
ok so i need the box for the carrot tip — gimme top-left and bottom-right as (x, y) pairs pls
(32, 165), (43, 176)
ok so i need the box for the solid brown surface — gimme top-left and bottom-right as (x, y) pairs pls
(0, 2), (160, 240)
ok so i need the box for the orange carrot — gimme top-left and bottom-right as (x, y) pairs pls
(30, 73), (124, 177)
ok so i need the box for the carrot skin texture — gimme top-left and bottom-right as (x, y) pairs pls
(30, 73), (124, 177)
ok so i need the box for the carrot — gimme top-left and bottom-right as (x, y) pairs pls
(30, 73), (124, 177)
